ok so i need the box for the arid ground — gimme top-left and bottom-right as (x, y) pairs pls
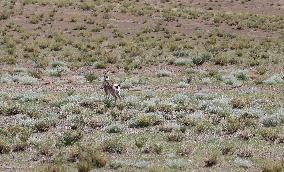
(0, 0), (284, 171)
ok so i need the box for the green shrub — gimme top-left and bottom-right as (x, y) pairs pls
(106, 124), (124, 133)
(34, 118), (56, 132)
(192, 56), (205, 66)
(93, 61), (107, 69)
(173, 51), (190, 58)
(135, 137), (147, 148)
(236, 73), (247, 81)
(133, 114), (162, 128)
(61, 131), (82, 146)
(51, 61), (66, 68)
(80, 1), (95, 10)
(85, 74), (97, 83)
(101, 138), (125, 154)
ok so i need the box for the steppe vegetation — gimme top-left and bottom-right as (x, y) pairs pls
(0, 0), (283, 171)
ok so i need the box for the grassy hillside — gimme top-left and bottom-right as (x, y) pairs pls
(0, 0), (283, 171)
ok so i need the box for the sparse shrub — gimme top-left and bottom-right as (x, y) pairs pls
(237, 149), (253, 158)
(166, 159), (188, 170)
(238, 129), (255, 140)
(85, 74), (97, 82)
(51, 61), (66, 68)
(143, 99), (158, 112)
(101, 138), (125, 154)
(0, 10), (10, 20)
(179, 110), (203, 125)
(132, 114), (162, 128)
(75, 146), (108, 170)
(93, 61), (107, 69)
(192, 56), (205, 66)
(159, 123), (180, 133)
(174, 58), (191, 66)
(177, 145), (193, 156)
(248, 59), (260, 67)
(234, 157), (253, 169)
(13, 141), (29, 152)
(177, 81), (189, 88)
(261, 115), (282, 127)
(143, 143), (163, 154)
(221, 144), (235, 155)
(263, 74), (283, 85)
(0, 56), (16, 64)
(135, 137), (147, 149)
(167, 132), (184, 142)
(259, 128), (280, 142)
(0, 102), (24, 116)
(231, 97), (247, 109)
(222, 74), (242, 87)
(200, 52), (212, 61)
(173, 51), (190, 58)
(33, 57), (49, 68)
(0, 140), (11, 154)
(223, 117), (242, 134)
(89, 150), (108, 168)
(80, 1), (95, 10)
(204, 153), (218, 167)
(194, 121), (214, 134)
(68, 115), (85, 130)
(43, 164), (65, 172)
(13, 73), (38, 85)
(256, 66), (267, 75)
(214, 54), (228, 66)
(106, 124), (124, 133)
(158, 101), (175, 113)
(157, 70), (171, 77)
(77, 160), (91, 172)
(109, 108), (122, 120)
(61, 130), (82, 146)
(185, 68), (195, 75)
(34, 118), (55, 132)
(46, 61), (69, 77)
(236, 72), (247, 81)
(262, 161), (284, 172)
(35, 139), (54, 156)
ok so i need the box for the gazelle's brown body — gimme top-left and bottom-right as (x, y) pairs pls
(102, 72), (121, 102)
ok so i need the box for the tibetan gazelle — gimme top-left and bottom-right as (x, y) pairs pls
(102, 71), (121, 102)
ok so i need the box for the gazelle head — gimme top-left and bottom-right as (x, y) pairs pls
(103, 71), (110, 81)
